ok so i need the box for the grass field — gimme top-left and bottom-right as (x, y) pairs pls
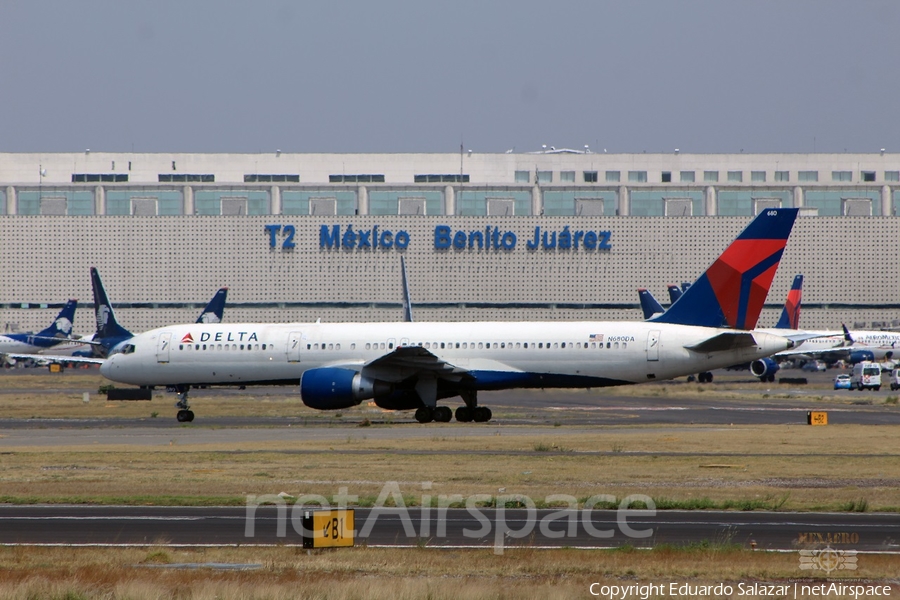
(0, 546), (896, 599)
(1, 370), (899, 597)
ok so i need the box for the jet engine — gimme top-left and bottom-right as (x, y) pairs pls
(749, 357), (779, 382)
(849, 350), (875, 364)
(300, 367), (390, 410)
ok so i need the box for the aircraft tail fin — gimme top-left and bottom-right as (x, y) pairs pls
(650, 208), (799, 330)
(666, 284), (682, 305)
(197, 287), (228, 324)
(36, 300), (77, 339)
(90, 267), (133, 340)
(774, 274), (803, 330)
(401, 256), (413, 323)
(638, 289), (665, 320)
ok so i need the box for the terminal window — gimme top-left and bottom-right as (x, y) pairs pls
(774, 171), (790, 182)
(703, 171), (718, 182)
(158, 174), (215, 183)
(661, 172), (672, 182)
(727, 171), (742, 182)
(559, 171), (575, 182)
(582, 171), (598, 183)
(628, 171), (647, 183)
(536, 171), (553, 183)
(832, 171), (852, 182)
(798, 170), (818, 182)
(514, 170), (530, 183)
(680, 171), (695, 183)
(885, 171), (900, 181)
(603, 171), (618, 183)
(751, 171), (766, 182)
(328, 174), (385, 183)
(861, 171), (876, 182)
(72, 174), (128, 183)
(244, 174), (300, 183)
(413, 174), (469, 183)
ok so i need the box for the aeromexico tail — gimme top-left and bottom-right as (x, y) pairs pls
(4, 270), (228, 364)
(100, 208), (799, 424)
(0, 300), (77, 355)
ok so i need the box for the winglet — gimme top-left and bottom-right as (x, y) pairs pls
(401, 256), (413, 323)
(197, 287), (228, 324)
(638, 289), (665, 320)
(651, 208), (799, 330)
(774, 274), (803, 330)
(842, 324), (854, 345)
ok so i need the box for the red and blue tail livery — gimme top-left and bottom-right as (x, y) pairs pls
(775, 274), (803, 330)
(651, 208), (799, 330)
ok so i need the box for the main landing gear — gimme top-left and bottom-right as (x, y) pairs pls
(414, 390), (493, 423)
(174, 385), (195, 422)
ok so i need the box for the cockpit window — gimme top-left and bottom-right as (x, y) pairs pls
(123, 344), (136, 354)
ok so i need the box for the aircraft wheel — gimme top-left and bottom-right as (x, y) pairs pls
(767, 374), (775, 383)
(186, 410), (195, 422)
(455, 406), (473, 422)
(176, 410), (189, 422)
(433, 406), (452, 422)
(415, 407), (434, 424)
(875, 386), (881, 392)
(473, 407), (492, 422)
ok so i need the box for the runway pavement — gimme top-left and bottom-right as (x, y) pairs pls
(0, 505), (896, 551)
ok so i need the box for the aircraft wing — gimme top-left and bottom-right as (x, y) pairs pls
(2, 352), (105, 365)
(359, 345), (473, 384)
(684, 332), (761, 353)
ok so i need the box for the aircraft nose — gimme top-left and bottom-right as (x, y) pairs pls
(99, 356), (114, 377)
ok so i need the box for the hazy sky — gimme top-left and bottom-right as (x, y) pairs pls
(2, 1), (898, 154)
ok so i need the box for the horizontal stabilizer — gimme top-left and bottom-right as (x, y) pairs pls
(685, 332), (758, 353)
(2, 352), (105, 365)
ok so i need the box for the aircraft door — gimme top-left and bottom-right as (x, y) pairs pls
(287, 331), (303, 363)
(156, 332), (172, 363)
(646, 330), (660, 361)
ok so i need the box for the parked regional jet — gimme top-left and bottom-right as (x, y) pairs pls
(99, 208), (800, 423)
(0, 300), (78, 358)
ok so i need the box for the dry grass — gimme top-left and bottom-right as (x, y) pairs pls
(1, 372), (899, 510)
(0, 546), (896, 599)
(0, 425), (899, 510)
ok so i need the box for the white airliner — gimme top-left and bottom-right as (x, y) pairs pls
(99, 208), (800, 423)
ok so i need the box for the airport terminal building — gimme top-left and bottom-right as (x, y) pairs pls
(1, 150), (898, 334)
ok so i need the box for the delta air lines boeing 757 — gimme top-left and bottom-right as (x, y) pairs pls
(100, 208), (800, 423)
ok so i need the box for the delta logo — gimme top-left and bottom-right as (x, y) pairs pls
(181, 333), (194, 344)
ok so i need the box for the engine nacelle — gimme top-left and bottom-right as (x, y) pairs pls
(849, 350), (875, 364)
(300, 367), (389, 410)
(750, 357), (779, 381)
